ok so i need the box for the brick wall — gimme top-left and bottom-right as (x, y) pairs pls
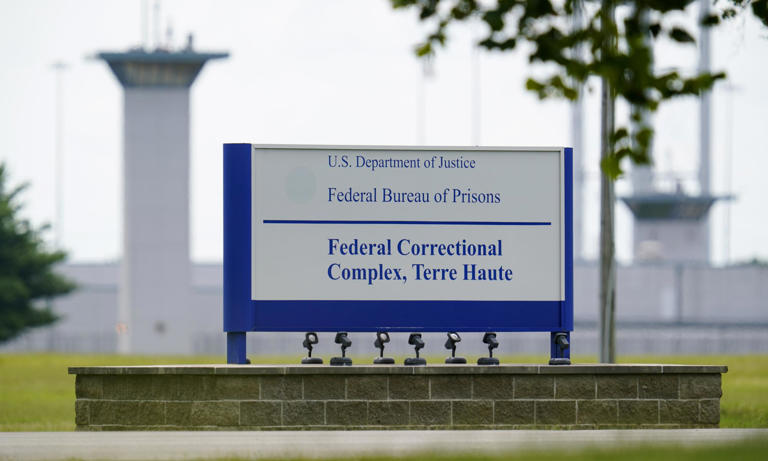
(69, 364), (725, 430)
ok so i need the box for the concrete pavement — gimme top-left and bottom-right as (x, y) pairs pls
(1, 429), (766, 460)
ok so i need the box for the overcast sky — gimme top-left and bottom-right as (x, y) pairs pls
(1, 0), (766, 264)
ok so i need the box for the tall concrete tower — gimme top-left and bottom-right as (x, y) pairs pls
(99, 48), (227, 353)
(622, 0), (723, 265)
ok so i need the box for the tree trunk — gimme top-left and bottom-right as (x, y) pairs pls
(599, 0), (617, 363)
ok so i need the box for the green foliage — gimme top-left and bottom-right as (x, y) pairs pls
(730, 0), (768, 27)
(754, 0), (768, 27)
(0, 163), (75, 343)
(390, 0), (764, 178)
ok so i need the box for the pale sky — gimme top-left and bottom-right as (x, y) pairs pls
(1, 0), (766, 264)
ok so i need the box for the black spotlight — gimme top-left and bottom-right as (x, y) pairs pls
(373, 331), (395, 364)
(477, 332), (500, 366)
(330, 332), (353, 366)
(444, 332), (466, 364)
(404, 333), (426, 366)
(301, 332), (323, 365)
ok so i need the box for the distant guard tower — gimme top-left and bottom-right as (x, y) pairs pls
(622, 188), (720, 263)
(99, 45), (227, 353)
(622, 0), (725, 264)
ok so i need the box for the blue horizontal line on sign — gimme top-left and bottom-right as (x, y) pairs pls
(263, 219), (551, 226)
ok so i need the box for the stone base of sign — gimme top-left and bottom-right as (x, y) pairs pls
(68, 364), (725, 431)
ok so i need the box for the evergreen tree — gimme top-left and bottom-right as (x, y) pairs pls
(0, 163), (75, 343)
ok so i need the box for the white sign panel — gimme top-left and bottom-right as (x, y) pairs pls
(251, 145), (565, 302)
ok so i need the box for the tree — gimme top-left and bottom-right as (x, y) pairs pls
(393, 0), (765, 173)
(0, 163), (75, 343)
(391, 0), (767, 362)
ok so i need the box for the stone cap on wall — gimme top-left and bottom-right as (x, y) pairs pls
(69, 364), (728, 376)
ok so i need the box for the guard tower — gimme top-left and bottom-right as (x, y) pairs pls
(99, 47), (227, 353)
(622, 188), (720, 263)
(623, 0), (728, 264)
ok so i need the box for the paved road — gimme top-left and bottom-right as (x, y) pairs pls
(1, 429), (766, 460)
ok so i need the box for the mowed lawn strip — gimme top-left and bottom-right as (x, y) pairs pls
(202, 437), (768, 461)
(616, 354), (768, 428)
(0, 353), (765, 431)
(0, 353), (219, 431)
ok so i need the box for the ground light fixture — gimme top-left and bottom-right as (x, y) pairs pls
(477, 332), (500, 365)
(373, 331), (395, 364)
(330, 332), (353, 366)
(404, 333), (426, 366)
(301, 332), (322, 364)
(444, 332), (466, 364)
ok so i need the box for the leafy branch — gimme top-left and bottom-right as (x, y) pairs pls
(392, 0), (765, 178)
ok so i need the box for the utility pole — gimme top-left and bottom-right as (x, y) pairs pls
(52, 61), (68, 250)
(417, 55), (434, 145)
(698, 0), (712, 196)
(722, 83), (738, 264)
(599, 0), (617, 363)
(570, 0), (585, 262)
(470, 20), (482, 146)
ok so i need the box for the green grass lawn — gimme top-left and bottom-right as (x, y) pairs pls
(615, 355), (768, 428)
(0, 353), (223, 431)
(218, 438), (768, 461)
(0, 353), (766, 431)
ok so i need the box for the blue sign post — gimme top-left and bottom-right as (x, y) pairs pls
(223, 144), (573, 364)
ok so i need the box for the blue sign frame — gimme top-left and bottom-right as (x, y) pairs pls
(223, 143), (573, 364)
